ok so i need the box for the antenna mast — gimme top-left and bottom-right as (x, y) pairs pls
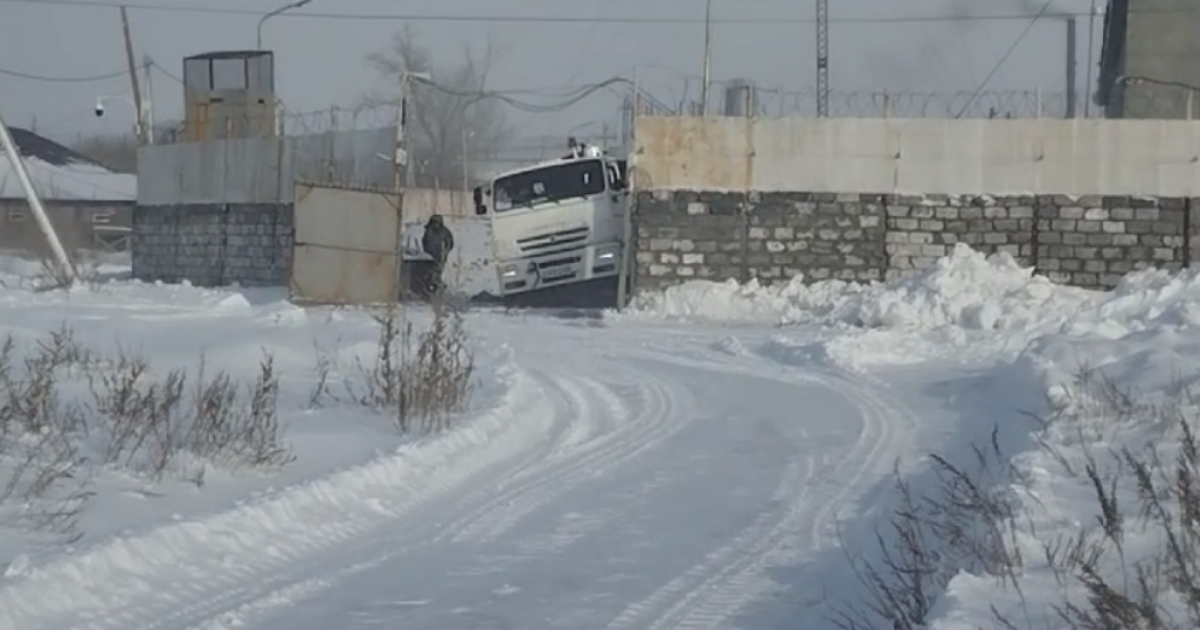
(815, 0), (829, 117)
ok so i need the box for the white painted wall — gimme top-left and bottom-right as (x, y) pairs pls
(634, 116), (1200, 197)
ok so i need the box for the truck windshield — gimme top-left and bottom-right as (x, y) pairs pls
(493, 159), (605, 212)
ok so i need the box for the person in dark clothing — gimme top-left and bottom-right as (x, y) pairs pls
(421, 214), (454, 296)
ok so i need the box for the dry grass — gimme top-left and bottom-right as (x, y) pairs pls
(18, 250), (105, 292)
(1026, 370), (1200, 630)
(310, 296), (475, 434)
(832, 424), (1026, 630)
(0, 325), (293, 537)
(832, 368), (1200, 630)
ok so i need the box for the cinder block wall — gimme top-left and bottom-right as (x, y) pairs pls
(634, 191), (885, 286)
(633, 192), (1198, 294)
(131, 204), (293, 287)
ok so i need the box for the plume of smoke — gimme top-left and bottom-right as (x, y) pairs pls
(943, 0), (1072, 20)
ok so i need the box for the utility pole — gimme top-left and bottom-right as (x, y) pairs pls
(815, 0), (829, 117)
(393, 72), (410, 302)
(1084, 0), (1097, 117)
(0, 107), (75, 284)
(700, 0), (713, 115)
(1066, 17), (1078, 118)
(119, 6), (146, 145)
(461, 127), (469, 193)
(141, 54), (155, 143)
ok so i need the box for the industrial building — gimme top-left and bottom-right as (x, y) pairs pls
(1097, 0), (1200, 118)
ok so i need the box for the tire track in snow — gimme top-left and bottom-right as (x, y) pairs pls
(508, 466), (679, 557)
(156, 363), (694, 630)
(600, 456), (818, 630)
(5, 369), (559, 630)
(439, 375), (609, 544)
(133, 370), (591, 630)
(654, 371), (907, 630)
(597, 347), (911, 630)
(450, 366), (691, 545)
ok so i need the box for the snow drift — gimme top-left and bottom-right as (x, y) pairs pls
(625, 244), (1097, 332)
(652, 243), (1200, 627)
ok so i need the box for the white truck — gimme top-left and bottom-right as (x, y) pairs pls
(471, 138), (628, 298)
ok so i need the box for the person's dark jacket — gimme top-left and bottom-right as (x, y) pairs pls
(422, 215), (454, 264)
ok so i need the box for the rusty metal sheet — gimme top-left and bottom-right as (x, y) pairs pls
(633, 116), (753, 191)
(290, 244), (399, 306)
(289, 182), (402, 305)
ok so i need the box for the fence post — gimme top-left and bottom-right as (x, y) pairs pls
(1031, 195), (1042, 276)
(1186, 196), (1193, 268)
(616, 89), (642, 309)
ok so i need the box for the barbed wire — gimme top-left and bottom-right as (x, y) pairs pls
(750, 88), (1083, 119)
(631, 77), (1079, 119)
(413, 77), (632, 114)
(151, 104), (395, 140)
(146, 86), (1200, 149)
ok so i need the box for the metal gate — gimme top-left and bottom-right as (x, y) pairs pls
(289, 181), (401, 305)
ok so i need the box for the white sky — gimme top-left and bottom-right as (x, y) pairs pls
(0, 0), (1100, 144)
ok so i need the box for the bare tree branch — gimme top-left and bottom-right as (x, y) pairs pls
(364, 26), (513, 189)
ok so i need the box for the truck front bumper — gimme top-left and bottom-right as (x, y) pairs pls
(496, 243), (620, 295)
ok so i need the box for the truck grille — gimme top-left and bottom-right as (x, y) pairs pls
(535, 256), (582, 283)
(517, 226), (589, 253)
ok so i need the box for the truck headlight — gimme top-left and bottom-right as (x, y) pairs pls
(596, 246), (619, 261)
(499, 263), (519, 278)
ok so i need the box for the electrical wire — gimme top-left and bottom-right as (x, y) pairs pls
(548, 0), (604, 130)
(0, 0), (1183, 24)
(149, 61), (183, 85)
(0, 66), (126, 82)
(416, 78), (633, 114)
(954, 0), (1058, 118)
(148, 54), (630, 118)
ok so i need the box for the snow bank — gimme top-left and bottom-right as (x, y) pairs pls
(0, 357), (551, 630)
(704, 245), (1200, 626)
(626, 245), (1102, 368)
(0, 274), (517, 628)
(0, 251), (131, 291)
(918, 266), (1200, 627)
(626, 244), (1096, 331)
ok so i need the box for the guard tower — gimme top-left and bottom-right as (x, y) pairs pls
(182, 50), (277, 141)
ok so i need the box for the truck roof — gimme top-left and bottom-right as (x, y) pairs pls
(491, 146), (612, 181)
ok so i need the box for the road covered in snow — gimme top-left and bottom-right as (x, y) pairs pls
(0, 281), (918, 630)
(181, 329), (908, 630)
(3, 244), (1200, 629)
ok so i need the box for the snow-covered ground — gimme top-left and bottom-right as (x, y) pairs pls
(1, 244), (1199, 629)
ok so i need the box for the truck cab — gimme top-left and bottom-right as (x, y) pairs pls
(472, 139), (628, 297)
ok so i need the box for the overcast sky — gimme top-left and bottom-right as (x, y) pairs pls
(0, 0), (1100, 144)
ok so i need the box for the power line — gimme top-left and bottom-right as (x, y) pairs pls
(0, 0), (1187, 24)
(149, 61), (183, 85)
(0, 66), (126, 82)
(955, 0), (1057, 118)
(407, 78), (634, 114)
